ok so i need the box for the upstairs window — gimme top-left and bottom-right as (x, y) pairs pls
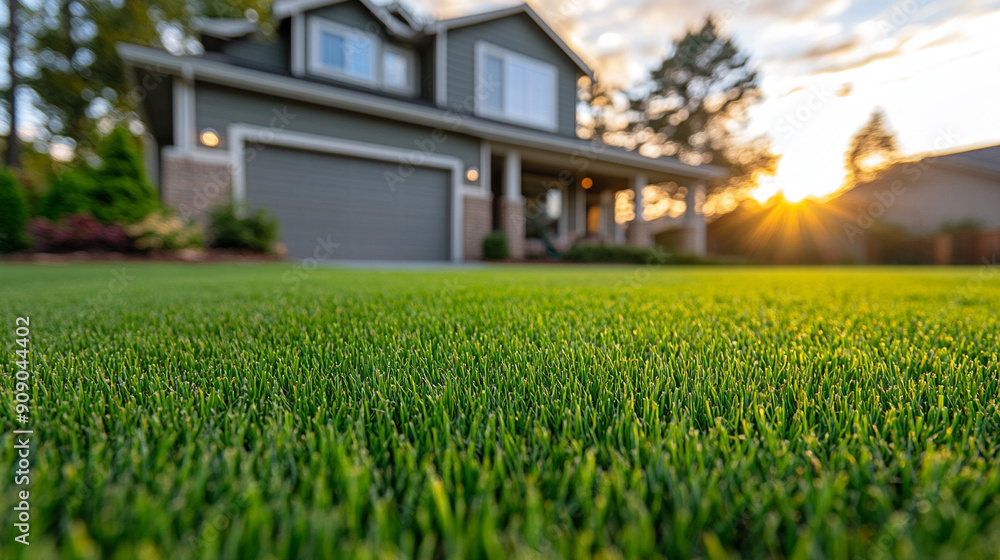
(476, 43), (557, 131)
(310, 19), (376, 83)
(308, 18), (415, 94)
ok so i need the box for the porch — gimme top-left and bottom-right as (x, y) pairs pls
(468, 143), (717, 260)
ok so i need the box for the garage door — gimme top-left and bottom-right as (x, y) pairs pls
(244, 144), (452, 261)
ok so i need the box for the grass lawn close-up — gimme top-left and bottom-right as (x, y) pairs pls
(1, 264), (999, 559)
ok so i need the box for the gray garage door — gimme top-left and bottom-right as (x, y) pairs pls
(244, 144), (451, 261)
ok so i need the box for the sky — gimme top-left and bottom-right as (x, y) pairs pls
(412, 0), (1000, 201)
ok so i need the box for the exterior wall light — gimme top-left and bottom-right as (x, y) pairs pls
(465, 167), (480, 182)
(581, 177), (593, 189)
(200, 128), (220, 148)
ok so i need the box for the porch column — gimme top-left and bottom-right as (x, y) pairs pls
(627, 174), (653, 247)
(501, 150), (525, 259)
(599, 190), (615, 243)
(575, 180), (586, 237)
(683, 181), (707, 256)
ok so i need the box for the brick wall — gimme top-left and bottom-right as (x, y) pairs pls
(500, 197), (526, 260)
(161, 154), (232, 229)
(463, 194), (492, 261)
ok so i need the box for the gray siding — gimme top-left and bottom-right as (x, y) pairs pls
(222, 35), (289, 73)
(445, 13), (581, 137)
(245, 144), (451, 260)
(193, 83), (482, 185)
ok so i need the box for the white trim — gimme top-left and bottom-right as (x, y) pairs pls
(117, 44), (727, 180)
(275, 0), (421, 39)
(475, 41), (558, 132)
(632, 174), (647, 223)
(436, 4), (594, 78)
(163, 145), (232, 166)
(503, 150), (521, 201)
(291, 12), (306, 77)
(172, 76), (195, 152)
(308, 18), (379, 86)
(228, 125), (464, 262)
(434, 31), (447, 106)
(462, 185), (492, 199)
(575, 181), (586, 235)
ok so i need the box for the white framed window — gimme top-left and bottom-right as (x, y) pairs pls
(382, 45), (415, 94)
(475, 42), (558, 131)
(308, 17), (416, 94)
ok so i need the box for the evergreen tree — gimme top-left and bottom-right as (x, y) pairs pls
(87, 127), (158, 224)
(0, 168), (29, 252)
(628, 18), (777, 205)
(844, 108), (900, 188)
(37, 170), (92, 220)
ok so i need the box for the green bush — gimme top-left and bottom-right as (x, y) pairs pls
(482, 231), (510, 260)
(209, 203), (278, 253)
(0, 169), (29, 253)
(561, 244), (706, 265)
(88, 128), (159, 224)
(37, 170), (92, 220)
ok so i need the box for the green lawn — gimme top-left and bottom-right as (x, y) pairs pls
(1, 264), (999, 559)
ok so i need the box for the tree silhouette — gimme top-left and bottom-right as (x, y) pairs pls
(844, 108), (900, 188)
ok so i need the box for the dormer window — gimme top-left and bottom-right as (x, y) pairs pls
(308, 18), (415, 94)
(475, 42), (558, 131)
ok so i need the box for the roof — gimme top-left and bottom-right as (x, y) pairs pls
(117, 43), (725, 182)
(926, 144), (1000, 179)
(434, 4), (593, 78)
(274, 0), (423, 40)
(192, 17), (259, 39)
(271, 0), (594, 77)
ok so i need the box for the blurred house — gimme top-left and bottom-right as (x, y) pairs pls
(117, 0), (723, 262)
(829, 144), (1000, 264)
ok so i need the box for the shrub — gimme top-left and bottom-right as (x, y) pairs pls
(0, 169), (29, 253)
(27, 214), (130, 253)
(561, 244), (706, 265)
(37, 171), (92, 220)
(88, 128), (159, 224)
(208, 203), (278, 253)
(124, 211), (203, 251)
(482, 231), (510, 260)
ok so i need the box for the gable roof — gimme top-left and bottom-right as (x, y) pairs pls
(273, 0), (422, 40)
(273, 0), (594, 78)
(926, 144), (1000, 179)
(435, 4), (594, 78)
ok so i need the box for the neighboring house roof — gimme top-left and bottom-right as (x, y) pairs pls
(117, 43), (726, 181)
(435, 4), (594, 78)
(192, 17), (259, 39)
(924, 144), (1000, 180)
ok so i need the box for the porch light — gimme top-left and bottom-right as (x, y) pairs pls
(581, 177), (593, 189)
(199, 128), (220, 148)
(465, 167), (480, 182)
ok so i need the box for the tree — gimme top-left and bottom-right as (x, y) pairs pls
(844, 108), (899, 188)
(37, 170), (92, 220)
(5, 0), (20, 167)
(21, 0), (268, 156)
(627, 17), (778, 214)
(0, 168), (29, 252)
(87, 127), (158, 224)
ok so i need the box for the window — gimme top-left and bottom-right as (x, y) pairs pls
(308, 18), (415, 94)
(310, 19), (377, 83)
(382, 47), (414, 93)
(476, 43), (557, 130)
